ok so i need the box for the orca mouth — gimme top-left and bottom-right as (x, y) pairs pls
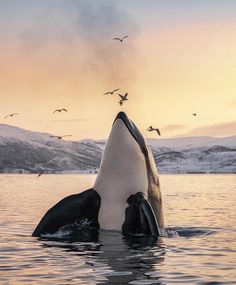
(113, 112), (148, 157)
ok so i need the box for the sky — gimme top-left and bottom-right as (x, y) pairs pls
(0, 0), (236, 140)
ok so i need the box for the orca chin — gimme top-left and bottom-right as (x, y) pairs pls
(32, 112), (164, 240)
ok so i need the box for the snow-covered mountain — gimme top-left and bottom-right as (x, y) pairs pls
(0, 124), (236, 174)
(0, 124), (103, 173)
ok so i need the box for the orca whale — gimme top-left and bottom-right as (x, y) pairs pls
(32, 112), (164, 239)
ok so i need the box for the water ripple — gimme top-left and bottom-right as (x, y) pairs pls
(0, 174), (235, 284)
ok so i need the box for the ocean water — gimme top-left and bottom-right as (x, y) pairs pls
(0, 174), (235, 285)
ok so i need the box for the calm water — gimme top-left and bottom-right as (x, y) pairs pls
(0, 174), (235, 285)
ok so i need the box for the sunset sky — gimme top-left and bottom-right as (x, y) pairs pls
(0, 0), (236, 140)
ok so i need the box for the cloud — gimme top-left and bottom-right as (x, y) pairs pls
(48, 118), (89, 123)
(20, 0), (140, 88)
(187, 121), (236, 137)
(162, 124), (187, 132)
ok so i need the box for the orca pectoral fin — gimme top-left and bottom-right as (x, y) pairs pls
(32, 188), (101, 237)
(141, 199), (160, 236)
(122, 192), (160, 237)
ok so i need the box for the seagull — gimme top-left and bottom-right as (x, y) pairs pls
(37, 170), (49, 177)
(113, 36), (129, 42)
(37, 171), (44, 177)
(53, 109), (68, 113)
(147, 126), (161, 136)
(50, 135), (72, 140)
(119, 100), (124, 106)
(104, 88), (120, 95)
(192, 113), (197, 116)
(118, 92), (128, 101)
(4, 113), (18, 119)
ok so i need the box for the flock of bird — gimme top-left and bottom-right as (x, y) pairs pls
(3, 109), (72, 140)
(104, 35), (197, 136)
(103, 88), (129, 106)
(1, 34), (199, 179)
(3, 35), (197, 141)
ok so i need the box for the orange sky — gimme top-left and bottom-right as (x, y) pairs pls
(0, 1), (236, 140)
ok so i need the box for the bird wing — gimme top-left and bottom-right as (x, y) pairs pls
(62, 135), (72, 138)
(122, 35), (129, 40)
(53, 110), (59, 113)
(112, 88), (120, 93)
(113, 38), (121, 41)
(4, 115), (9, 119)
(118, 94), (124, 99)
(104, 92), (111, 95)
(156, 129), (161, 136)
(124, 93), (128, 98)
(62, 109), (68, 112)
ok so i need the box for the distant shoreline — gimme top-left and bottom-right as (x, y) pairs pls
(0, 171), (235, 175)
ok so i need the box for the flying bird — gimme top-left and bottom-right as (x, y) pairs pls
(37, 170), (49, 177)
(104, 88), (120, 95)
(37, 171), (44, 177)
(50, 135), (72, 140)
(53, 109), (68, 113)
(118, 92), (128, 101)
(113, 36), (129, 42)
(4, 113), (18, 119)
(192, 113), (197, 116)
(147, 126), (161, 136)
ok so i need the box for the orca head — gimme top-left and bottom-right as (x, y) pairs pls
(94, 112), (151, 230)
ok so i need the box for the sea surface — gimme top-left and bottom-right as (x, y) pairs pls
(0, 174), (235, 285)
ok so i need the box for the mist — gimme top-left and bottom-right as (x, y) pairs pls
(20, 0), (140, 92)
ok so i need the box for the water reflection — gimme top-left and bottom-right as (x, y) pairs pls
(38, 230), (166, 285)
(1, 174), (236, 284)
